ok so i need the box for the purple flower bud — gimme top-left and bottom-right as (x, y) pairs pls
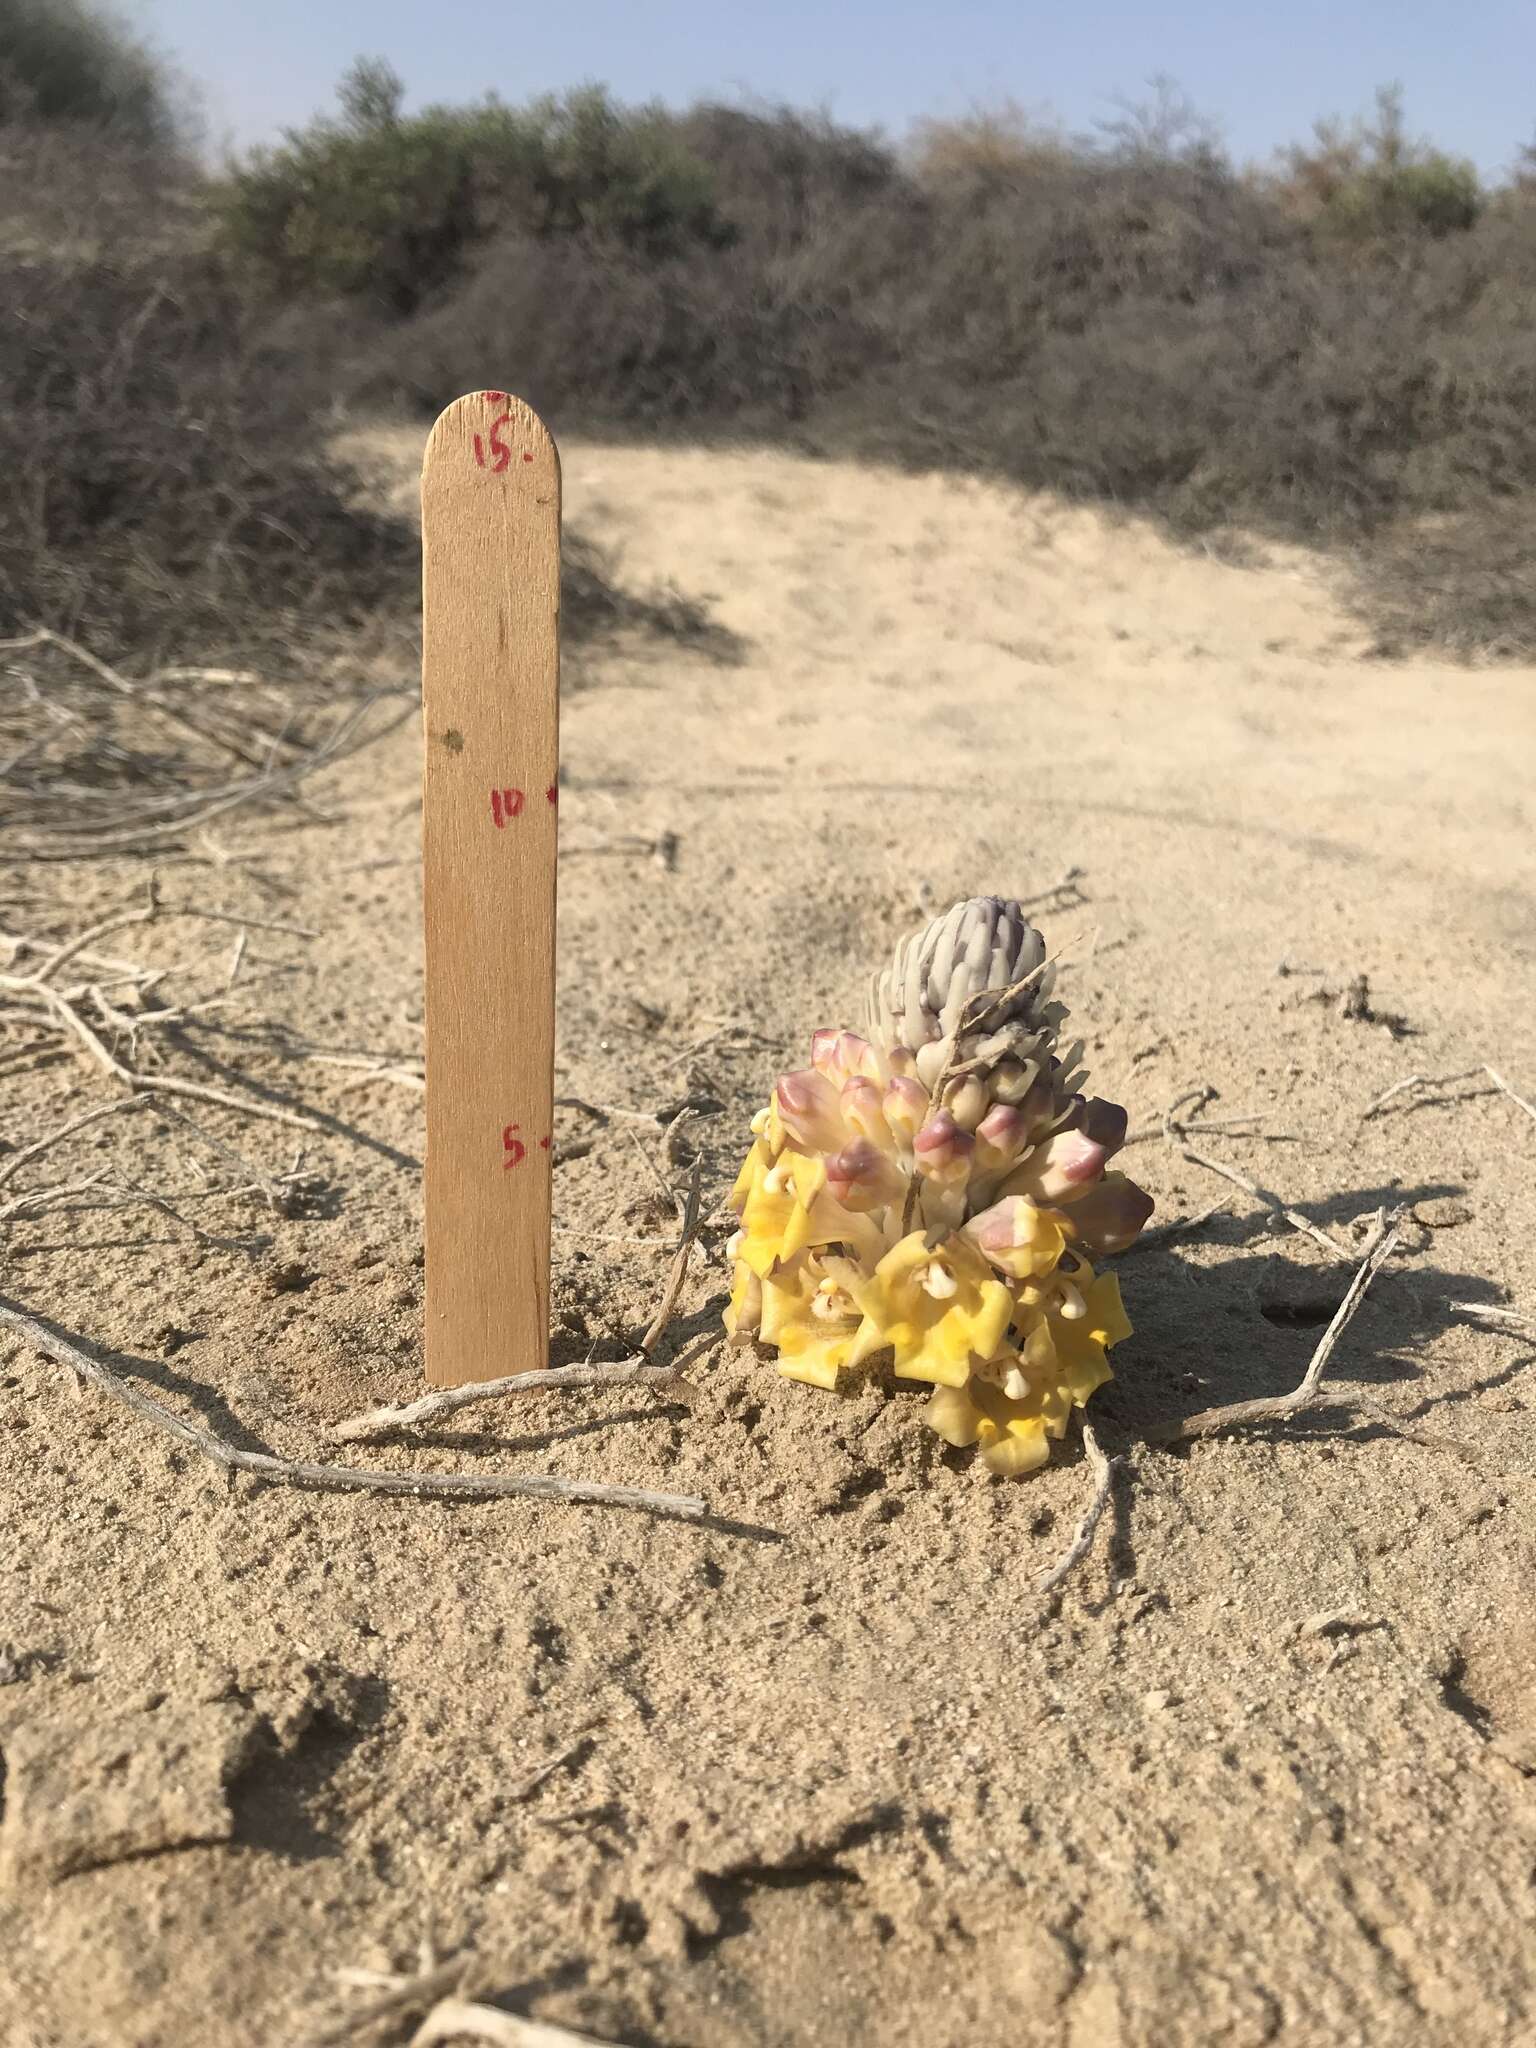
(883, 1074), (929, 1144)
(827, 1138), (903, 1211)
(809, 1028), (842, 1077)
(840, 1076), (891, 1147)
(1077, 1097), (1129, 1157)
(775, 1068), (843, 1152)
(811, 1029), (878, 1084)
(915, 1110), (974, 1179)
(1006, 1127), (1107, 1204)
(974, 1103), (1029, 1171)
(1056, 1171), (1154, 1252)
(967, 1194), (1058, 1277)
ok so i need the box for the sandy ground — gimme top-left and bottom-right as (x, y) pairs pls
(3, 431), (1535, 2048)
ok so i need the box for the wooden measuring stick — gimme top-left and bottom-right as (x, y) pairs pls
(420, 392), (560, 1387)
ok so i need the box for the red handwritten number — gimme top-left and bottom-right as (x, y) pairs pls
(489, 788), (525, 828)
(503, 1125), (526, 1169)
(473, 404), (514, 473)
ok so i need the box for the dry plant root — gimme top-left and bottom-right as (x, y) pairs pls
(0, 1298), (705, 1523)
(410, 1998), (629, 2048)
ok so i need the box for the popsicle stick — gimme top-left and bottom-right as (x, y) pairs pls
(421, 392), (560, 1387)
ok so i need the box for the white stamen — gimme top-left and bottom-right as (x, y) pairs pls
(1057, 1280), (1086, 1320)
(1002, 1367), (1029, 1401)
(811, 1287), (853, 1322)
(920, 1261), (958, 1300)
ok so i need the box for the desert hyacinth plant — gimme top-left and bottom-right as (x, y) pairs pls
(725, 897), (1153, 1475)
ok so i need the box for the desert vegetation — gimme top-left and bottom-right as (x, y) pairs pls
(4, 5), (1536, 661)
(4, 13), (1536, 2047)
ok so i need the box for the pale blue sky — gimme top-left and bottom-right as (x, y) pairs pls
(143, 0), (1533, 177)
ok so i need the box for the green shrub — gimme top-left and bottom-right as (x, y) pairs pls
(1274, 85), (1482, 239)
(0, 0), (182, 144)
(218, 65), (727, 312)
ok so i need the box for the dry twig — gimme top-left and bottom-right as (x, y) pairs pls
(332, 1346), (704, 1447)
(0, 1096), (149, 1189)
(1449, 1301), (1536, 1338)
(1036, 1417), (1118, 1595)
(334, 1167), (711, 1447)
(309, 1959), (468, 2048)
(1360, 1063), (1536, 1127)
(1119, 1200), (1226, 1251)
(0, 893), (327, 1137)
(1161, 1087), (1351, 1260)
(639, 1156), (704, 1352)
(1143, 1211), (1403, 1444)
(1484, 1066), (1536, 1128)
(0, 1298), (706, 1520)
(411, 1999), (627, 2048)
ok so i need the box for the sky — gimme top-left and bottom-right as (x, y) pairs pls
(143, 0), (1534, 178)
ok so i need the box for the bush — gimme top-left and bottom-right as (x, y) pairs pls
(0, 131), (414, 664)
(1272, 86), (1482, 239)
(357, 91), (1536, 655)
(219, 66), (728, 313)
(0, 0), (182, 144)
(0, 124), (740, 675)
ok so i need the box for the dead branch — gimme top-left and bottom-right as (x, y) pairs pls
(1036, 1417), (1118, 1595)
(36, 977), (324, 1132)
(1143, 1211), (1403, 1445)
(11, 683), (410, 858)
(0, 894), (332, 1138)
(1360, 1063), (1536, 1126)
(1124, 1112), (1269, 1147)
(1160, 1087), (1351, 1260)
(331, 1345), (704, 1447)
(1449, 1301), (1536, 1338)
(309, 1959), (469, 2048)
(411, 1999), (627, 2048)
(639, 1156), (705, 1352)
(0, 1096), (150, 1189)
(1014, 865), (1087, 913)
(555, 1092), (721, 1129)
(334, 1168), (712, 1448)
(624, 1122), (688, 1222)
(310, 1053), (425, 1093)
(1484, 1066), (1536, 1128)
(0, 1298), (707, 1521)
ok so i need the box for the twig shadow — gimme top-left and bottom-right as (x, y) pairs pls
(427, 1401), (691, 1457)
(167, 1028), (421, 1172)
(1104, 1183), (1508, 1442)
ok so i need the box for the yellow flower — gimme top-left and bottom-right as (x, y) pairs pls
(759, 1251), (861, 1389)
(1083, 1269), (1132, 1348)
(723, 1260), (762, 1344)
(843, 1230), (1015, 1388)
(922, 1270), (1130, 1477)
(728, 1135), (774, 1215)
(736, 1148), (884, 1277)
(925, 1376), (1055, 1478)
(964, 1194), (1067, 1282)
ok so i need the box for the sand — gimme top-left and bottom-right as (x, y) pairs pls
(2, 432), (1534, 2048)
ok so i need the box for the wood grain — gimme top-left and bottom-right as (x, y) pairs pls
(420, 392), (560, 1387)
